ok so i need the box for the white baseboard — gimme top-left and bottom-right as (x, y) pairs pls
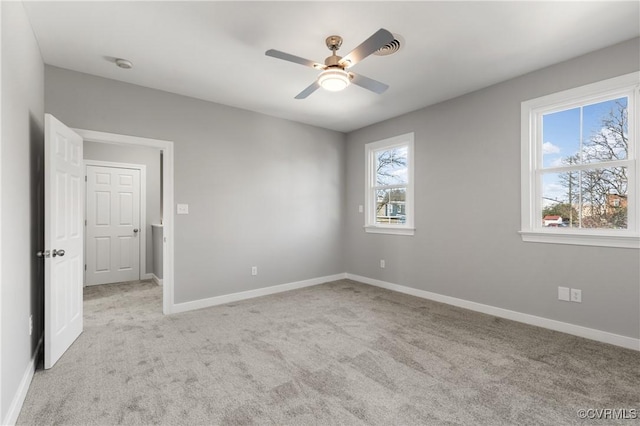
(171, 273), (347, 314)
(141, 273), (153, 281)
(3, 336), (42, 426)
(167, 271), (638, 350)
(151, 274), (163, 287)
(346, 273), (639, 351)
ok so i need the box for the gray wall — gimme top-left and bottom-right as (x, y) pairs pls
(345, 37), (640, 340)
(45, 66), (346, 304)
(0, 2), (45, 421)
(83, 141), (161, 276)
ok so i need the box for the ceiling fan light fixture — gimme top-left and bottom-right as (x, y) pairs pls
(317, 68), (350, 92)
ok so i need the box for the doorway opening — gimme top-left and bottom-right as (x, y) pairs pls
(85, 161), (146, 286)
(74, 129), (174, 314)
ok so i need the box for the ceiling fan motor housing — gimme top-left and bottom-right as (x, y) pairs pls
(325, 55), (343, 68)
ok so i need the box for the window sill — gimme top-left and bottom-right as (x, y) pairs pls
(364, 225), (415, 236)
(519, 230), (639, 249)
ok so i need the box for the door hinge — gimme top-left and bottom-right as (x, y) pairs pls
(85, 175), (87, 182)
(85, 219), (87, 226)
(85, 264), (87, 271)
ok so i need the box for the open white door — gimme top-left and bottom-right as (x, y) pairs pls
(43, 114), (84, 369)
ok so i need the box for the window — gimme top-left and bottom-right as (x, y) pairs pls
(521, 72), (639, 248)
(365, 133), (415, 235)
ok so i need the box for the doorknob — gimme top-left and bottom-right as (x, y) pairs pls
(133, 228), (139, 233)
(36, 250), (50, 258)
(52, 249), (65, 257)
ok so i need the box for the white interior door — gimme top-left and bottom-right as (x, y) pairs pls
(44, 114), (84, 369)
(85, 165), (140, 285)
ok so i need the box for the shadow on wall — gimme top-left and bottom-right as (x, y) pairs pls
(29, 112), (45, 356)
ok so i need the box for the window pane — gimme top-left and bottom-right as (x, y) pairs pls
(376, 188), (407, 224)
(376, 146), (408, 185)
(542, 97), (628, 169)
(541, 167), (627, 229)
(542, 107), (580, 168)
(582, 97), (628, 164)
(579, 167), (627, 229)
(542, 172), (578, 227)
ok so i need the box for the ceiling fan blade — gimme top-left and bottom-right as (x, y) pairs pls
(350, 73), (389, 94)
(265, 49), (324, 69)
(340, 28), (394, 68)
(295, 81), (321, 99)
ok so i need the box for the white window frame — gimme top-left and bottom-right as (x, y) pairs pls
(364, 132), (415, 236)
(520, 72), (639, 249)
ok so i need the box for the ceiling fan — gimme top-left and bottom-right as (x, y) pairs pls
(265, 28), (395, 99)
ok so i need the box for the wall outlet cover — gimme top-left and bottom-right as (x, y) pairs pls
(570, 288), (582, 303)
(177, 204), (189, 214)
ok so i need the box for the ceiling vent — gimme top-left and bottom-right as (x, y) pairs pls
(373, 34), (403, 56)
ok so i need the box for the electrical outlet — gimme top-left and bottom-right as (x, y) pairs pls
(29, 315), (33, 336)
(251, 266), (258, 276)
(380, 259), (385, 269)
(358, 205), (363, 213)
(558, 286), (570, 301)
(570, 288), (582, 303)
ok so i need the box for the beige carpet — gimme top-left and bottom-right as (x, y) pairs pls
(17, 279), (640, 425)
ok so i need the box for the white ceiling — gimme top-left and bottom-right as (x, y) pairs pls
(22, 1), (640, 133)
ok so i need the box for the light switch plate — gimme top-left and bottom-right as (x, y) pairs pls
(177, 204), (189, 215)
(558, 286), (570, 301)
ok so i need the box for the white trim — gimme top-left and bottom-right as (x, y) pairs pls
(73, 128), (175, 315)
(346, 273), (639, 351)
(364, 225), (415, 236)
(84, 160), (148, 283)
(0, 2), (3, 418)
(519, 230), (639, 249)
(2, 338), (42, 426)
(523, 73), (640, 110)
(520, 72), (640, 248)
(141, 273), (153, 281)
(172, 273), (347, 314)
(364, 132), (415, 236)
(152, 274), (163, 287)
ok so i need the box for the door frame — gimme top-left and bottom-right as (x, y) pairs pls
(84, 160), (147, 286)
(73, 128), (174, 315)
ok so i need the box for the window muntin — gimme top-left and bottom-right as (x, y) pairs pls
(365, 133), (414, 235)
(521, 72), (639, 248)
